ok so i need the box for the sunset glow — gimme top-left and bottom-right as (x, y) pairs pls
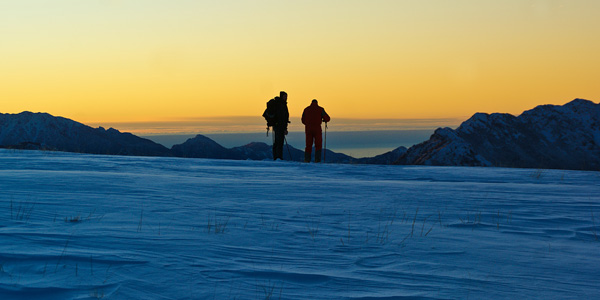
(1, 1), (599, 133)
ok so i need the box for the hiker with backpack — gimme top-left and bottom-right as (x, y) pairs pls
(301, 99), (330, 163)
(262, 91), (290, 160)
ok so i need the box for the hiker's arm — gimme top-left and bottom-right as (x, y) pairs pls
(322, 108), (331, 122)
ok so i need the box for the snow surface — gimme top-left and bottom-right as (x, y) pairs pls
(0, 149), (599, 299)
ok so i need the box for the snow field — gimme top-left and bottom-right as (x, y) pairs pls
(0, 149), (599, 299)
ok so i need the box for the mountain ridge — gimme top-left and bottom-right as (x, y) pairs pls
(1, 98), (598, 170)
(0, 111), (171, 156)
(0, 112), (355, 163)
(394, 98), (599, 171)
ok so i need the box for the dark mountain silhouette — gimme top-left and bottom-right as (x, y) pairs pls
(230, 142), (273, 160)
(0, 111), (356, 162)
(395, 99), (600, 171)
(2, 99), (597, 170)
(352, 146), (408, 165)
(322, 148), (355, 163)
(171, 135), (230, 159)
(0, 112), (170, 156)
(171, 136), (354, 163)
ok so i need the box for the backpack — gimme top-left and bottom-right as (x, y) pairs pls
(263, 98), (279, 127)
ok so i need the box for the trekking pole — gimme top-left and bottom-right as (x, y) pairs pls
(284, 136), (293, 161)
(323, 122), (328, 163)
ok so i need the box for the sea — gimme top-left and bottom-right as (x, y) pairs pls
(143, 130), (435, 158)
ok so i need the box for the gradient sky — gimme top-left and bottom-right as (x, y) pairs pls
(1, 1), (599, 133)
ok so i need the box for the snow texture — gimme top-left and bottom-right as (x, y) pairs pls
(0, 149), (599, 299)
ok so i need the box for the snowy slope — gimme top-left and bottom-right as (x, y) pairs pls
(396, 99), (600, 171)
(0, 149), (599, 299)
(0, 112), (170, 157)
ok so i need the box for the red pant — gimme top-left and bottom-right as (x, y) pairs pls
(305, 125), (322, 155)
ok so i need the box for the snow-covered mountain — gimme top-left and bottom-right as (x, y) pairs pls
(395, 99), (600, 171)
(0, 112), (170, 156)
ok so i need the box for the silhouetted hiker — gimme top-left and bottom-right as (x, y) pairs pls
(301, 99), (330, 162)
(262, 91), (290, 160)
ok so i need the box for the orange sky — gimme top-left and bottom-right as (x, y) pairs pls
(1, 1), (599, 133)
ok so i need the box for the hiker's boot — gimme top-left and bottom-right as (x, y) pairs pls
(304, 152), (311, 163)
(315, 150), (322, 163)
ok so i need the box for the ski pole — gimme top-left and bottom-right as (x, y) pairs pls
(323, 122), (327, 163)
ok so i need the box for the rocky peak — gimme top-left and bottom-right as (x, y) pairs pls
(395, 99), (600, 171)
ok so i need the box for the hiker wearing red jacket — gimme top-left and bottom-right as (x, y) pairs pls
(301, 99), (331, 163)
